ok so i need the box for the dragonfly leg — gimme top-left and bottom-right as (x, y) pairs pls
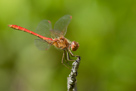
(66, 49), (75, 61)
(68, 48), (79, 58)
(61, 50), (70, 69)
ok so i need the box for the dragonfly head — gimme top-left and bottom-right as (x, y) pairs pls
(71, 41), (79, 51)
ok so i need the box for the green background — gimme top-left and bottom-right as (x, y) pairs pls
(0, 0), (136, 91)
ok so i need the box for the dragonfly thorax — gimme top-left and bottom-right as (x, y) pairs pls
(53, 37), (70, 50)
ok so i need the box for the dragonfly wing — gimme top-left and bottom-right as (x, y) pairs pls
(52, 15), (72, 38)
(34, 39), (50, 50)
(36, 20), (52, 38)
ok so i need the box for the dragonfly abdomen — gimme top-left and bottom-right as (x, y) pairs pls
(8, 25), (53, 42)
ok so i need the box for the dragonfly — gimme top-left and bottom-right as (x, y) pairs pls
(8, 15), (79, 68)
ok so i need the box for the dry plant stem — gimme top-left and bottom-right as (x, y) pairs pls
(67, 56), (81, 91)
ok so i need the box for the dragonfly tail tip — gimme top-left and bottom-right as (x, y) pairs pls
(70, 16), (72, 19)
(8, 25), (12, 27)
(48, 20), (51, 23)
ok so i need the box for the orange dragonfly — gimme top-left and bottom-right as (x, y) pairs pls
(8, 15), (79, 67)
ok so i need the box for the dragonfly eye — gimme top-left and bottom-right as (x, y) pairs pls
(71, 41), (79, 51)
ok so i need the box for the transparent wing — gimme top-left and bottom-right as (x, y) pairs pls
(34, 39), (50, 50)
(52, 15), (72, 38)
(36, 20), (52, 38)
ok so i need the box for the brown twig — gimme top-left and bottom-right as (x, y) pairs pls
(67, 56), (81, 91)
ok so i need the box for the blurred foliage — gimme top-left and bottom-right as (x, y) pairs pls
(0, 0), (136, 91)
